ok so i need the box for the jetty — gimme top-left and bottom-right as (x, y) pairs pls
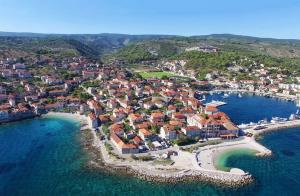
(242, 119), (300, 136)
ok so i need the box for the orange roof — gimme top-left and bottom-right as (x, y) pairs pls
(205, 106), (218, 112)
(172, 112), (186, 119)
(162, 125), (176, 133)
(110, 123), (124, 133)
(139, 128), (152, 136)
(168, 105), (177, 110)
(169, 120), (184, 127)
(132, 136), (142, 143)
(111, 133), (123, 145)
(151, 112), (165, 118)
(128, 113), (142, 120)
(185, 126), (200, 131)
(135, 122), (151, 129)
(122, 143), (138, 149)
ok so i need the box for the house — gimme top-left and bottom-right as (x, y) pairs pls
(171, 112), (186, 122)
(13, 63), (26, 69)
(204, 106), (218, 115)
(187, 114), (221, 138)
(110, 123), (124, 136)
(87, 100), (104, 115)
(128, 113), (144, 125)
(132, 136), (144, 145)
(88, 113), (98, 129)
(138, 128), (153, 141)
(107, 99), (118, 109)
(150, 112), (165, 123)
(143, 102), (154, 109)
(160, 125), (177, 141)
(166, 105), (177, 115)
(182, 126), (202, 138)
(48, 89), (67, 97)
(82, 70), (97, 79)
(99, 114), (110, 124)
(187, 112), (239, 138)
(110, 133), (139, 154)
(112, 108), (127, 122)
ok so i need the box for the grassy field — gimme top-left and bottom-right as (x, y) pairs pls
(139, 71), (177, 79)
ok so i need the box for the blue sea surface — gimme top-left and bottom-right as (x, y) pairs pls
(0, 95), (299, 195)
(205, 93), (297, 124)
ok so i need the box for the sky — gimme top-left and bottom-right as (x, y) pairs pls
(0, 0), (300, 39)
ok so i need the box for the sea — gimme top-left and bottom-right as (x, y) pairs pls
(0, 93), (300, 195)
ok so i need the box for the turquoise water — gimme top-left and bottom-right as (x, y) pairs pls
(214, 148), (257, 172)
(0, 95), (300, 195)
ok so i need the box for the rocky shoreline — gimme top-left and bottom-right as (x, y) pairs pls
(80, 128), (253, 187)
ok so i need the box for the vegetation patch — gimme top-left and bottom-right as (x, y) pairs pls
(139, 71), (176, 79)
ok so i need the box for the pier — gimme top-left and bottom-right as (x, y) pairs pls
(242, 119), (300, 136)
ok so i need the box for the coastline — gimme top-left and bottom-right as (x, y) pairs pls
(213, 148), (257, 172)
(208, 88), (297, 101)
(4, 111), (300, 187)
(44, 112), (87, 122)
(84, 126), (253, 187)
(76, 113), (299, 187)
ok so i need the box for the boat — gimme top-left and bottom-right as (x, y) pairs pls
(222, 93), (229, 98)
(289, 114), (296, 120)
(296, 100), (300, 107)
(270, 117), (288, 123)
(238, 123), (250, 129)
(238, 93), (242, 98)
(206, 100), (227, 107)
(258, 119), (268, 125)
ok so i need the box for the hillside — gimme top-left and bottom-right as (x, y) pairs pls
(109, 35), (300, 62)
(107, 35), (300, 78)
(0, 32), (176, 59)
(1, 32), (300, 65)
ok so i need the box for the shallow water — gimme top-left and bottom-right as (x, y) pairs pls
(214, 148), (257, 172)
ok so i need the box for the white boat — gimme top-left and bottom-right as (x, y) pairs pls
(238, 123), (250, 129)
(222, 93), (229, 98)
(206, 100), (227, 107)
(271, 117), (288, 123)
(238, 93), (242, 98)
(258, 119), (268, 125)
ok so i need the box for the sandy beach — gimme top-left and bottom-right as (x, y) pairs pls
(44, 112), (87, 124)
(196, 137), (271, 172)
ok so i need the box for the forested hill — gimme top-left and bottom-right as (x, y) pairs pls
(0, 32), (176, 59)
(108, 34), (300, 63)
(1, 32), (300, 62)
